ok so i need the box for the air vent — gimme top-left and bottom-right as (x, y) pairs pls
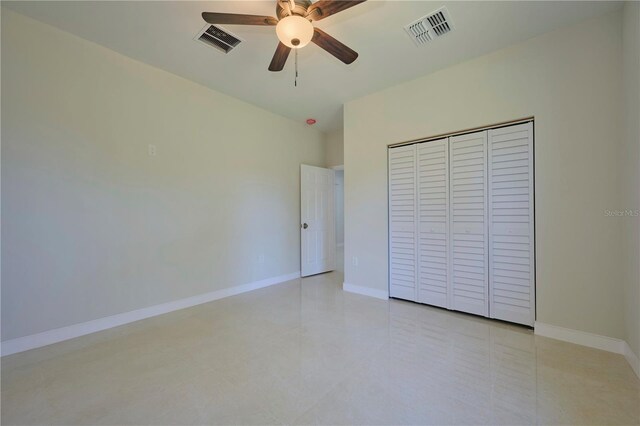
(195, 25), (242, 53)
(404, 6), (454, 46)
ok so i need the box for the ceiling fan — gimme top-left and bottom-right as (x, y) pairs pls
(201, 0), (366, 71)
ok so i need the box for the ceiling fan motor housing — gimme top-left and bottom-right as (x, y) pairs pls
(276, 0), (312, 20)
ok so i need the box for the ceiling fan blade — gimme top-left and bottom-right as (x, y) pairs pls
(202, 12), (278, 26)
(268, 42), (291, 72)
(311, 28), (358, 64)
(306, 0), (366, 21)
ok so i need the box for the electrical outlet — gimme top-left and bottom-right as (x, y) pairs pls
(148, 144), (157, 156)
(258, 254), (265, 264)
(352, 256), (359, 267)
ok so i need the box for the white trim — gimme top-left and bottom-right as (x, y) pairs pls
(1, 272), (301, 357)
(331, 165), (344, 171)
(534, 322), (625, 354)
(623, 341), (640, 379)
(343, 282), (389, 300)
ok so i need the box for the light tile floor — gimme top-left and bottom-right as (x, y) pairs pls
(2, 272), (639, 425)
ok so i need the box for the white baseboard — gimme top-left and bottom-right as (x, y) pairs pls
(343, 282), (389, 300)
(1, 271), (301, 357)
(623, 341), (640, 379)
(534, 322), (640, 378)
(534, 322), (625, 354)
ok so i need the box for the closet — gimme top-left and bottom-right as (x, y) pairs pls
(388, 121), (535, 327)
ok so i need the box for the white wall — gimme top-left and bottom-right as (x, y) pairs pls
(1, 9), (325, 341)
(324, 128), (344, 168)
(622, 1), (640, 360)
(344, 10), (626, 339)
(325, 128), (344, 248)
(335, 170), (344, 246)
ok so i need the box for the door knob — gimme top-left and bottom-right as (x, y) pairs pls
(302, 223), (308, 229)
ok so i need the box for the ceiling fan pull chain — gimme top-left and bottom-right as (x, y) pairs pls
(295, 48), (299, 87)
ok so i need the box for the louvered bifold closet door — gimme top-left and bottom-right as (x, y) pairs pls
(417, 139), (449, 308)
(389, 145), (417, 301)
(449, 131), (489, 317)
(488, 122), (535, 326)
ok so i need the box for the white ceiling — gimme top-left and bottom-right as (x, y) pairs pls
(3, 1), (621, 131)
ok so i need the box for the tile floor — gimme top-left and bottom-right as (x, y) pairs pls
(2, 272), (639, 425)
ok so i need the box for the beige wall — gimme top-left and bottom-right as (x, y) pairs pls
(622, 1), (640, 359)
(1, 9), (325, 341)
(324, 128), (344, 168)
(344, 11), (626, 339)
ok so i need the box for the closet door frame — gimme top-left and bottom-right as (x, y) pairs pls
(387, 118), (535, 327)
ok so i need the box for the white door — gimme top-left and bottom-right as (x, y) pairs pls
(388, 145), (417, 301)
(417, 139), (449, 308)
(301, 165), (335, 277)
(488, 122), (535, 326)
(449, 131), (489, 317)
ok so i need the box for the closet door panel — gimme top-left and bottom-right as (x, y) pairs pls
(417, 139), (449, 308)
(488, 122), (535, 326)
(389, 145), (417, 301)
(449, 131), (489, 317)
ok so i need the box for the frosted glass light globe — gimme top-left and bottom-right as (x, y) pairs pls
(276, 16), (314, 49)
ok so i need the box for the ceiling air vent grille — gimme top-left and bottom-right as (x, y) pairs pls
(195, 25), (242, 53)
(404, 6), (454, 46)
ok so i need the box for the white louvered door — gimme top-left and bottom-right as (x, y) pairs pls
(388, 122), (534, 326)
(416, 139), (449, 308)
(449, 131), (489, 317)
(488, 122), (535, 326)
(389, 145), (417, 301)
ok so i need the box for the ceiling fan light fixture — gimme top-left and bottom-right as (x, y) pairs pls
(276, 15), (314, 48)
